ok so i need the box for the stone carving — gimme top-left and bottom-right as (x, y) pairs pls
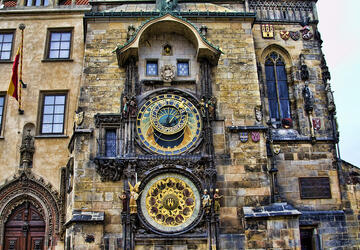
(321, 55), (331, 83)
(0, 171), (62, 247)
(301, 26), (313, 40)
(302, 84), (314, 113)
(299, 54), (309, 81)
(94, 158), (124, 182)
(122, 96), (129, 118)
(74, 108), (84, 128)
(129, 96), (137, 118)
(325, 83), (336, 113)
(254, 105), (262, 124)
(119, 192), (128, 212)
(20, 129), (35, 169)
(213, 189), (223, 214)
(128, 181), (141, 214)
(160, 64), (176, 83)
(163, 44), (172, 56)
(200, 98), (206, 117)
(273, 145), (281, 155)
(127, 25), (136, 41)
(290, 31), (300, 41)
(94, 114), (122, 128)
(202, 189), (211, 214)
(200, 25), (208, 37)
(206, 96), (217, 119)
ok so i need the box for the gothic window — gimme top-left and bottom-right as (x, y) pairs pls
(0, 31), (14, 60)
(146, 60), (158, 76)
(265, 52), (290, 121)
(40, 93), (67, 134)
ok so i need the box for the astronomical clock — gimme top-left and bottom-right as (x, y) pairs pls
(136, 93), (202, 155)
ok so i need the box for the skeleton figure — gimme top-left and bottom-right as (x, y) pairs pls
(128, 181), (141, 214)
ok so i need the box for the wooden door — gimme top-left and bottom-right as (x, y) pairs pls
(4, 202), (45, 250)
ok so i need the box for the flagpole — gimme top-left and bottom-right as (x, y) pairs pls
(18, 23), (25, 115)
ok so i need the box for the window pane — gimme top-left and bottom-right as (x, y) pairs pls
(35, 0), (41, 6)
(60, 41), (70, 50)
(44, 0), (49, 6)
(54, 114), (64, 123)
(52, 124), (63, 133)
(0, 107), (3, 115)
(55, 95), (65, 104)
(280, 100), (291, 119)
(54, 105), (64, 114)
(51, 33), (61, 41)
(278, 80), (289, 99)
(43, 114), (53, 123)
(0, 97), (4, 105)
(43, 105), (54, 114)
(3, 34), (13, 42)
(146, 62), (158, 76)
(61, 33), (71, 41)
(26, 0), (32, 6)
(2, 43), (12, 51)
(276, 64), (287, 81)
(59, 50), (69, 58)
(0, 34), (3, 41)
(50, 41), (60, 50)
(1, 52), (11, 60)
(105, 130), (117, 157)
(177, 62), (189, 76)
(49, 50), (59, 58)
(269, 99), (279, 119)
(44, 96), (55, 105)
(42, 124), (52, 133)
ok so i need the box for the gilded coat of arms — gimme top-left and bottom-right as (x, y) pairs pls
(261, 24), (274, 39)
(251, 132), (260, 143)
(239, 132), (248, 143)
(280, 31), (290, 40)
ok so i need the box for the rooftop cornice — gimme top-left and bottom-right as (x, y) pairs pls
(0, 5), (91, 14)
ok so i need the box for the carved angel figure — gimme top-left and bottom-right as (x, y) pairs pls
(128, 181), (141, 214)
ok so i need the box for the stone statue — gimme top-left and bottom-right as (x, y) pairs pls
(129, 96), (137, 118)
(200, 98), (206, 117)
(119, 192), (128, 212)
(20, 129), (35, 169)
(325, 83), (336, 112)
(122, 96), (129, 118)
(127, 25), (136, 41)
(207, 96), (217, 119)
(302, 84), (314, 113)
(213, 189), (223, 214)
(128, 181), (141, 214)
(299, 54), (309, 81)
(254, 105), (262, 124)
(202, 189), (211, 213)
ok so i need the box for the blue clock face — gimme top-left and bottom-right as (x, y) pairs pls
(136, 94), (202, 155)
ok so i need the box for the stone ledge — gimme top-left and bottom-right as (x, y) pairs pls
(243, 203), (301, 219)
(65, 210), (105, 226)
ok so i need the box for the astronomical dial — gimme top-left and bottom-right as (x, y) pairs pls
(140, 173), (201, 233)
(136, 94), (202, 155)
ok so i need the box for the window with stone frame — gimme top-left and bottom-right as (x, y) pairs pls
(0, 95), (5, 135)
(25, 0), (49, 6)
(146, 60), (158, 76)
(39, 93), (67, 134)
(0, 31), (14, 61)
(177, 60), (190, 76)
(265, 52), (291, 122)
(46, 29), (72, 59)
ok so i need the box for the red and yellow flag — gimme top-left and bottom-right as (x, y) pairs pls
(7, 47), (20, 101)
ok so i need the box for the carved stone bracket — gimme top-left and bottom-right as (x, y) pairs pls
(94, 158), (125, 182)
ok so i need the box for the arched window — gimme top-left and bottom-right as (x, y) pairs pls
(265, 52), (290, 120)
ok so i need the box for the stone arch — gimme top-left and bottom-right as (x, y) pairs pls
(115, 13), (221, 67)
(260, 44), (293, 67)
(0, 171), (63, 249)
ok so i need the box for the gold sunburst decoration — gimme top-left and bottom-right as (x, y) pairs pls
(140, 173), (201, 232)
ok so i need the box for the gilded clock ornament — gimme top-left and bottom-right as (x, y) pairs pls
(137, 94), (202, 155)
(140, 173), (201, 233)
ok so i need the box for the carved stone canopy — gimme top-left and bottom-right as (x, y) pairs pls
(115, 13), (221, 67)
